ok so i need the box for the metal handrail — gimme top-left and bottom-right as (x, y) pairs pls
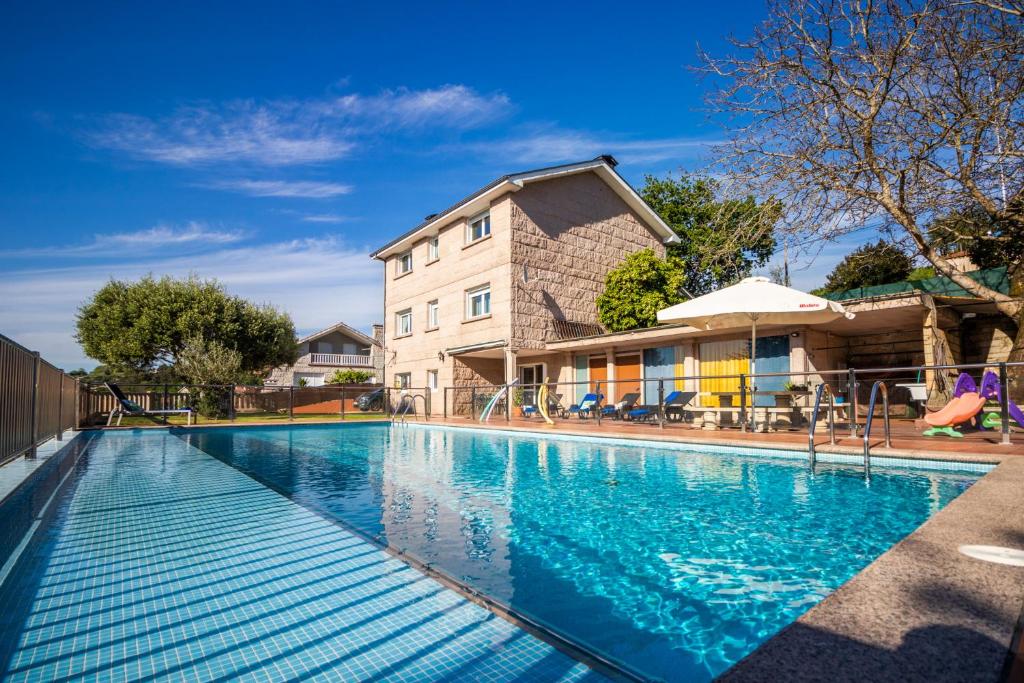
(862, 381), (892, 478)
(807, 383), (838, 468)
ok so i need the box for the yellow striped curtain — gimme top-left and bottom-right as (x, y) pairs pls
(699, 340), (750, 407)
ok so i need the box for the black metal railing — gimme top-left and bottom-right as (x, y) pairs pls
(0, 332), (80, 465)
(443, 361), (1024, 445)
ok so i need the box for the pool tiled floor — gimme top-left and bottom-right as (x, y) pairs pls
(0, 431), (601, 682)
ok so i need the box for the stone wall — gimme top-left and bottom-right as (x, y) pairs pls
(450, 356), (505, 416)
(961, 314), (1017, 365)
(508, 172), (667, 349)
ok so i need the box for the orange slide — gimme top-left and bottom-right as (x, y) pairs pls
(923, 391), (987, 438)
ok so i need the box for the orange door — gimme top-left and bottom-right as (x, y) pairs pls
(614, 354), (642, 403)
(589, 356), (606, 397)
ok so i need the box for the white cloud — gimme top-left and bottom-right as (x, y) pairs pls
(87, 84), (512, 167)
(462, 127), (722, 166)
(206, 179), (354, 198)
(301, 214), (350, 223)
(0, 236), (382, 370)
(0, 222), (247, 259)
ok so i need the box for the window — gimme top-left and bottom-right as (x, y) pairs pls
(427, 370), (438, 391)
(428, 236), (439, 261)
(466, 285), (491, 319)
(396, 251), (413, 275)
(466, 211), (491, 243)
(395, 373), (411, 389)
(395, 309), (412, 336)
(427, 300), (439, 329)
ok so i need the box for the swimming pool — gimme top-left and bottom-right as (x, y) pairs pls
(173, 422), (982, 681)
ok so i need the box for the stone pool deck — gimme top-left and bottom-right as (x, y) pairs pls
(0, 430), (603, 682)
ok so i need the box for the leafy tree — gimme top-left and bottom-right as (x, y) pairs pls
(327, 369), (373, 384)
(76, 275), (298, 378)
(176, 337), (244, 385)
(819, 241), (914, 293)
(907, 266), (936, 282)
(596, 249), (686, 331)
(640, 174), (780, 295)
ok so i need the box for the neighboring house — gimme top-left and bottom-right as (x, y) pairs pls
(370, 155), (679, 407)
(266, 321), (384, 386)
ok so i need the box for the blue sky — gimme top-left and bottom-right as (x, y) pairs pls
(0, 0), (861, 369)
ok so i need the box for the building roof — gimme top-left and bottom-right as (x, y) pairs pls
(298, 320), (379, 348)
(823, 267), (1010, 303)
(370, 155), (680, 259)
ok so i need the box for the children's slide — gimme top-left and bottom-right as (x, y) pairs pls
(536, 378), (555, 425)
(979, 370), (1024, 429)
(923, 372), (986, 438)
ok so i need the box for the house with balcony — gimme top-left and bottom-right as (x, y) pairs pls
(266, 321), (383, 386)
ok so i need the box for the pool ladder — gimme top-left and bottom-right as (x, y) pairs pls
(807, 383), (838, 469)
(391, 393), (426, 424)
(809, 381), (890, 478)
(861, 381), (891, 479)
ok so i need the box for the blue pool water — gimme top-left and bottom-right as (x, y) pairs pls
(175, 423), (980, 682)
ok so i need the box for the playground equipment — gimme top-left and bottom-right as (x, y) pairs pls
(923, 373), (986, 438)
(924, 370), (1023, 437)
(979, 371), (1024, 430)
(479, 379), (517, 422)
(536, 378), (555, 425)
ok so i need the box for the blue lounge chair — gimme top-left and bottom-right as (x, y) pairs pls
(567, 393), (601, 418)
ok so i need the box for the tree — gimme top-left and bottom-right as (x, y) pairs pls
(76, 275), (298, 378)
(818, 241), (913, 293)
(176, 336), (244, 385)
(640, 174), (780, 295)
(702, 0), (1024, 364)
(596, 249), (686, 331)
(327, 369), (373, 384)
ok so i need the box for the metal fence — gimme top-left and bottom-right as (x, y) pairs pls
(1, 333), (80, 465)
(444, 361), (1024, 445)
(79, 383), (433, 426)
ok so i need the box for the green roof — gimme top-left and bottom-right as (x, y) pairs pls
(823, 267), (1010, 302)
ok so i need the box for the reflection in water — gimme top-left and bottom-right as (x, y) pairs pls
(188, 423), (980, 683)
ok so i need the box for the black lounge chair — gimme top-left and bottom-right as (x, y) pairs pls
(602, 392), (640, 419)
(105, 382), (194, 426)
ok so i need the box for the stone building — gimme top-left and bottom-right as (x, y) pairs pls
(266, 321), (383, 387)
(371, 155), (1016, 418)
(370, 155), (679, 410)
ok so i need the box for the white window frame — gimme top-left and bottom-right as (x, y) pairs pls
(427, 369), (438, 391)
(396, 250), (413, 275)
(466, 211), (491, 244)
(426, 300), (439, 330)
(428, 236), (440, 261)
(395, 309), (413, 337)
(465, 284), (491, 320)
(395, 372), (412, 389)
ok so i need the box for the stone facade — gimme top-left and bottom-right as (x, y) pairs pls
(378, 165), (671, 414)
(509, 172), (666, 348)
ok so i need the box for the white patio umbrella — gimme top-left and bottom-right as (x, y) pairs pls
(656, 276), (854, 378)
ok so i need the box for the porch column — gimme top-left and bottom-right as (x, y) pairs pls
(504, 347), (518, 386)
(606, 346), (617, 403)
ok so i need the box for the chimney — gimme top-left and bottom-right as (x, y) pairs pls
(372, 323), (384, 345)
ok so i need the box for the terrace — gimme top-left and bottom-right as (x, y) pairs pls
(2, 332), (1024, 681)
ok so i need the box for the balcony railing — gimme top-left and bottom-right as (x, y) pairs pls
(307, 353), (373, 367)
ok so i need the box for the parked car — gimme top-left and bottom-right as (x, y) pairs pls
(355, 388), (385, 412)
